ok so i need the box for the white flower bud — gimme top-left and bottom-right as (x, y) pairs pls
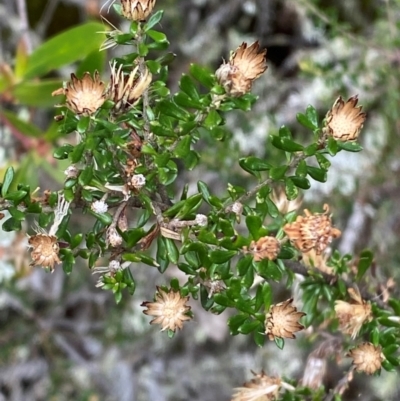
(131, 174), (146, 189)
(91, 200), (108, 214)
(109, 260), (121, 273)
(195, 214), (208, 227)
(232, 201), (243, 215)
(64, 165), (79, 179)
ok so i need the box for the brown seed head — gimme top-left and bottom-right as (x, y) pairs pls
(334, 288), (373, 339)
(231, 371), (282, 401)
(141, 287), (192, 332)
(28, 233), (61, 272)
(215, 41), (267, 97)
(52, 71), (106, 116)
(347, 342), (384, 375)
(324, 95), (366, 141)
(246, 236), (281, 262)
(283, 204), (341, 254)
(108, 62), (152, 114)
(120, 0), (156, 21)
(265, 298), (306, 340)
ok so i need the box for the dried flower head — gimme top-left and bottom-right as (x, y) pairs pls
(91, 200), (108, 214)
(232, 371), (294, 401)
(270, 189), (302, 215)
(245, 236), (281, 262)
(335, 288), (372, 339)
(265, 298), (306, 341)
(141, 287), (192, 332)
(130, 173), (146, 190)
(107, 227), (123, 247)
(108, 62), (152, 114)
(120, 0), (156, 21)
(64, 165), (79, 179)
(52, 71), (106, 116)
(283, 204), (341, 255)
(347, 343), (384, 375)
(324, 95), (366, 142)
(215, 41), (267, 97)
(28, 234), (61, 272)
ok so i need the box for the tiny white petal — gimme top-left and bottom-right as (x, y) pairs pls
(91, 200), (109, 214)
(131, 174), (146, 189)
(195, 214), (208, 227)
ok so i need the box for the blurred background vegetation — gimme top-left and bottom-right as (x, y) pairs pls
(1, 0), (400, 400)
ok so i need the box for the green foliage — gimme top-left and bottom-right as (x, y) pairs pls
(1, 3), (399, 400)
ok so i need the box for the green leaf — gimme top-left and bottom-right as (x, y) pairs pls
(25, 22), (106, 79)
(356, 249), (374, 280)
(70, 142), (86, 163)
(237, 256), (253, 276)
(78, 166), (93, 186)
(209, 249), (237, 264)
(197, 181), (211, 204)
(228, 314), (249, 335)
(144, 10), (164, 31)
(179, 74), (200, 100)
(316, 153), (331, 170)
(189, 64), (215, 89)
(77, 116), (90, 134)
(269, 166), (288, 180)
(165, 238), (179, 264)
(174, 135), (191, 158)
(297, 111), (317, 130)
(2, 217), (22, 232)
(307, 166), (327, 182)
(2, 167), (14, 197)
(271, 136), (304, 152)
(295, 160), (308, 177)
(327, 137), (338, 156)
(203, 109), (222, 128)
(274, 337), (285, 349)
(337, 141), (363, 152)
(4, 190), (27, 202)
(285, 178), (298, 200)
(305, 105), (319, 129)
(246, 215), (262, 239)
(147, 30), (168, 44)
(289, 175), (311, 190)
(304, 143), (318, 156)
(239, 156), (271, 176)
(157, 99), (190, 120)
(238, 319), (260, 334)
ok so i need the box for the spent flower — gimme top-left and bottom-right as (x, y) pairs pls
(323, 95), (366, 142)
(265, 298), (306, 341)
(52, 71), (106, 116)
(245, 236), (281, 262)
(231, 371), (294, 401)
(120, 0), (156, 21)
(215, 41), (267, 97)
(334, 288), (372, 339)
(108, 61), (152, 114)
(283, 204), (341, 254)
(141, 287), (192, 332)
(347, 343), (384, 375)
(28, 233), (61, 272)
